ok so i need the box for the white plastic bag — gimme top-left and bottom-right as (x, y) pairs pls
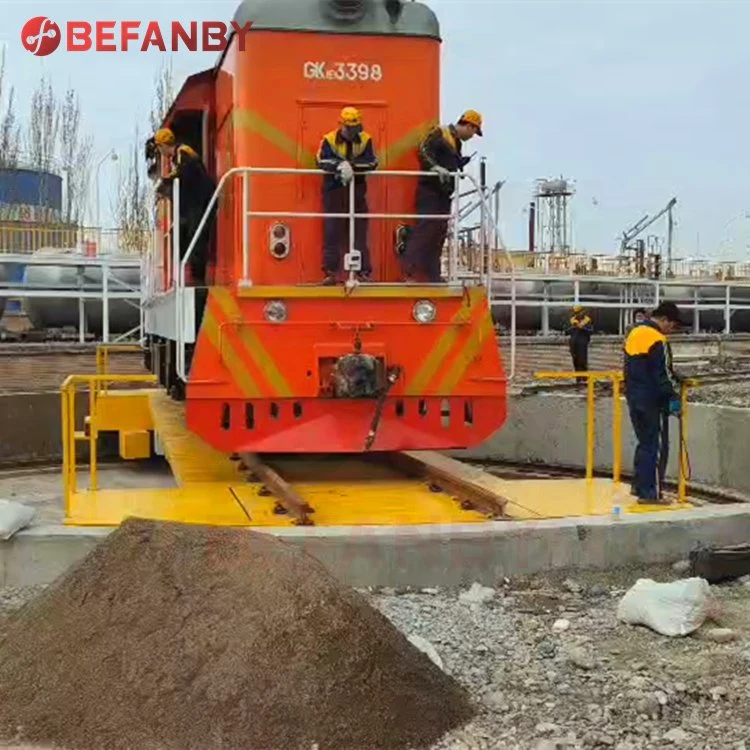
(616, 577), (712, 637)
(0, 499), (35, 541)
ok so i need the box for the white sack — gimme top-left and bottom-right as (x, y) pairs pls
(0, 499), (35, 541)
(616, 577), (712, 637)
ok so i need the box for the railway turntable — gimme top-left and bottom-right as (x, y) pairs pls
(59, 361), (699, 529)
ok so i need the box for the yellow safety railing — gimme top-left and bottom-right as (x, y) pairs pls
(534, 370), (697, 505)
(534, 371), (624, 484)
(61, 374), (158, 514)
(95, 344), (144, 395)
(0, 224), (151, 255)
(678, 379), (698, 505)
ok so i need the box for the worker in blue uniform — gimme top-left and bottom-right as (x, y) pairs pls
(566, 305), (593, 384)
(623, 301), (684, 503)
(316, 107), (378, 285)
(401, 110), (482, 282)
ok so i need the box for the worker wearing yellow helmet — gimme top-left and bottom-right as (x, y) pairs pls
(400, 110), (483, 282)
(316, 106), (379, 285)
(566, 305), (593, 385)
(153, 126), (216, 288)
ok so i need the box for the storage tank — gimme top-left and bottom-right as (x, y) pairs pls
(0, 168), (62, 219)
(22, 250), (141, 335)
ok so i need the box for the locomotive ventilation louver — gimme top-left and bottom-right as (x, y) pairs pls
(322, 0), (371, 23)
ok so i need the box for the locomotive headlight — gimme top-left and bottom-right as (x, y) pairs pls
(263, 300), (288, 323)
(413, 300), (437, 324)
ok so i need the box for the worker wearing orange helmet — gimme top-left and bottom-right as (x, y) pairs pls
(401, 110), (482, 282)
(153, 127), (216, 286)
(316, 106), (378, 285)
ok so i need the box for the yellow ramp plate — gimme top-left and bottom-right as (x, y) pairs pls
(66, 484), (252, 527)
(148, 391), (244, 486)
(499, 477), (693, 520)
(232, 480), (489, 526)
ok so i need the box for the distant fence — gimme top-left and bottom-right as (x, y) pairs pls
(0, 223), (151, 256)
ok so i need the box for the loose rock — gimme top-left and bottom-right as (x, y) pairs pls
(663, 727), (691, 745)
(704, 626), (737, 643)
(565, 645), (595, 670)
(458, 582), (496, 605)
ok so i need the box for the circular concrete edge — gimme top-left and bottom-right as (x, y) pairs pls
(3, 504), (750, 589)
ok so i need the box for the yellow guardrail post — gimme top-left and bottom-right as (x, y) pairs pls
(534, 370), (625, 488)
(586, 377), (596, 482)
(677, 378), (697, 505)
(612, 375), (623, 484)
(61, 373), (158, 520)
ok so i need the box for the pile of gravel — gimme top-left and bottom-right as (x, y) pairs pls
(0, 519), (473, 750)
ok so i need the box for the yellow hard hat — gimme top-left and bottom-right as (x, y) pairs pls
(339, 107), (362, 127)
(573, 305), (583, 313)
(458, 109), (483, 136)
(154, 128), (175, 146)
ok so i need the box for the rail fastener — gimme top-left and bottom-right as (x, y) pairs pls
(239, 453), (315, 526)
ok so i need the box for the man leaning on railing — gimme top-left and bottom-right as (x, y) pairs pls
(316, 107), (378, 286)
(400, 110), (483, 283)
(153, 127), (216, 286)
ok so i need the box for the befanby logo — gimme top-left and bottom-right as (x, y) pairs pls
(22, 17), (62, 56)
(21, 18), (253, 55)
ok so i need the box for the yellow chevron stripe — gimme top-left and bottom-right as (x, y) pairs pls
(201, 307), (262, 398)
(211, 288), (293, 397)
(233, 109), (317, 168)
(232, 107), (433, 170)
(380, 120), (436, 167)
(404, 305), (472, 396)
(434, 313), (495, 395)
(404, 287), (488, 396)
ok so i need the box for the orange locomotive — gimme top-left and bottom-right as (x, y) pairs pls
(144, 0), (507, 454)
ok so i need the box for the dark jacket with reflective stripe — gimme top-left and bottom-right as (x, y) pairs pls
(159, 144), (215, 214)
(316, 129), (378, 193)
(417, 124), (470, 197)
(567, 313), (593, 346)
(623, 320), (678, 406)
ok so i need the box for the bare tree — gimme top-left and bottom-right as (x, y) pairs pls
(59, 89), (93, 224)
(26, 75), (59, 173)
(115, 124), (151, 253)
(0, 47), (21, 169)
(150, 58), (175, 132)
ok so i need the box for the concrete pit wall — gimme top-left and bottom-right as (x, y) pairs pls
(0, 392), (117, 466)
(453, 393), (748, 496)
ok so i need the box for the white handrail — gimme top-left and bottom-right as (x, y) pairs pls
(165, 165), (508, 382)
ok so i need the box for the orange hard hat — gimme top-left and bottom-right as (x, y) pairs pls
(154, 128), (175, 146)
(339, 106), (363, 126)
(458, 110), (483, 136)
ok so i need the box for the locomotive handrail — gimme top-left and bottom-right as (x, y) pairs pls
(165, 165), (515, 382)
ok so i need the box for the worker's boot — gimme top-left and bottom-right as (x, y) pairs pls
(321, 273), (337, 286)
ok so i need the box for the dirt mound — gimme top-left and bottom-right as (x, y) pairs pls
(0, 519), (473, 750)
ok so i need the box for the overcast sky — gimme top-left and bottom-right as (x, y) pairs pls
(1, 0), (748, 259)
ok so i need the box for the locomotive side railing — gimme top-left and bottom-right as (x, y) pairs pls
(155, 166), (514, 383)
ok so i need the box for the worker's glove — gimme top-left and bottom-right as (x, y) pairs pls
(431, 165), (452, 184)
(668, 398), (682, 417)
(337, 161), (354, 184)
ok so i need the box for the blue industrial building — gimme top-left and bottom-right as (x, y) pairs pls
(0, 167), (66, 314)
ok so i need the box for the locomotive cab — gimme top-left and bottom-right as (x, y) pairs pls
(143, 0), (508, 454)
